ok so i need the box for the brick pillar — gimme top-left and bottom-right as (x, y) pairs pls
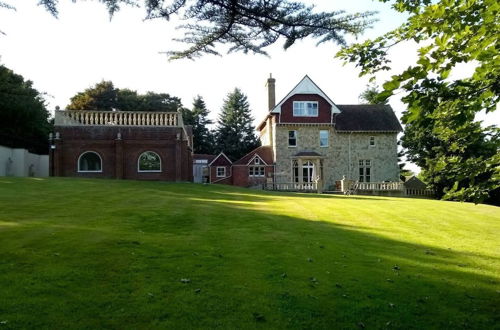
(53, 132), (62, 177)
(115, 133), (124, 179)
(175, 132), (182, 182)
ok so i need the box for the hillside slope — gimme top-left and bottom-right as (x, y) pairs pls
(0, 178), (498, 329)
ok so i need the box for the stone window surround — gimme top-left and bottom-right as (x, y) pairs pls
(138, 151), (162, 173)
(78, 151), (103, 173)
(216, 166), (226, 177)
(288, 130), (297, 147)
(359, 159), (372, 182)
(319, 130), (329, 147)
(369, 136), (376, 147)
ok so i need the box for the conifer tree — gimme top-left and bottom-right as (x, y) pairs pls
(181, 96), (214, 155)
(215, 88), (259, 160)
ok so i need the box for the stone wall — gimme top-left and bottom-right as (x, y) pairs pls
(274, 125), (399, 189)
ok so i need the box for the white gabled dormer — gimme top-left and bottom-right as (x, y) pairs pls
(270, 75), (341, 114)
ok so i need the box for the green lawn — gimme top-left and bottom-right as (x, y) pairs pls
(0, 178), (498, 329)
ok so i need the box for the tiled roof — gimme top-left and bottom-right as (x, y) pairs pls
(233, 146), (274, 165)
(193, 154), (216, 162)
(335, 105), (403, 132)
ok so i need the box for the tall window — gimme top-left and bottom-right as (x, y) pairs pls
(293, 101), (318, 116)
(78, 151), (102, 172)
(216, 167), (226, 177)
(303, 161), (315, 183)
(359, 159), (371, 182)
(138, 151), (161, 172)
(319, 130), (329, 147)
(292, 160), (299, 183)
(369, 136), (376, 146)
(288, 130), (297, 147)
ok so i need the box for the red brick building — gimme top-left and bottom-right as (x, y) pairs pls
(50, 110), (193, 181)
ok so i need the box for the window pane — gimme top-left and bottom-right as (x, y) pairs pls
(320, 130), (328, 147)
(79, 152), (101, 171)
(366, 160), (371, 166)
(288, 130), (297, 146)
(139, 152), (161, 171)
(359, 160), (364, 166)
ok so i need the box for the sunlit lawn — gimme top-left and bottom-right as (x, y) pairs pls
(0, 177), (498, 329)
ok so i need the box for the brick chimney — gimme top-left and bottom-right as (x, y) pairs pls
(266, 73), (276, 111)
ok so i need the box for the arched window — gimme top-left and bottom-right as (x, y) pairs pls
(138, 151), (161, 172)
(78, 151), (102, 172)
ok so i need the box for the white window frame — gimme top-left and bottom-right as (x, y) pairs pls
(288, 130), (297, 147)
(195, 159), (208, 164)
(293, 101), (319, 117)
(138, 151), (162, 173)
(78, 151), (103, 173)
(319, 130), (329, 147)
(358, 159), (372, 183)
(369, 136), (376, 147)
(249, 166), (265, 177)
(216, 166), (226, 177)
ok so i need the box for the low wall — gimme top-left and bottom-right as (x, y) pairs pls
(0, 145), (49, 177)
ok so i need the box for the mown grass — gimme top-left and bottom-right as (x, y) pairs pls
(0, 177), (498, 329)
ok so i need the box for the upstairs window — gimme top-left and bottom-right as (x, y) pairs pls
(78, 151), (102, 172)
(254, 157), (261, 165)
(293, 101), (318, 117)
(369, 136), (376, 146)
(216, 166), (226, 177)
(359, 159), (371, 182)
(319, 130), (329, 147)
(138, 151), (162, 172)
(288, 130), (297, 147)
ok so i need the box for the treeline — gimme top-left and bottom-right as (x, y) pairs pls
(65, 80), (260, 160)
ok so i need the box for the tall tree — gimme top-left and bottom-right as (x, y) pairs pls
(215, 88), (259, 160)
(181, 96), (215, 154)
(67, 81), (117, 110)
(66, 81), (182, 112)
(15, 0), (375, 60)
(338, 0), (499, 204)
(0, 64), (51, 154)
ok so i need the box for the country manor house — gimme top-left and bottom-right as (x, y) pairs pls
(50, 75), (402, 192)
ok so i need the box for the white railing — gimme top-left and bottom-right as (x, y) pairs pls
(265, 182), (317, 192)
(357, 181), (404, 191)
(55, 110), (180, 127)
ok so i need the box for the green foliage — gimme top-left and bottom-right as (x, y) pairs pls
(215, 88), (259, 160)
(359, 84), (388, 105)
(13, 0), (375, 59)
(0, 177), (499, 328)
(338, 0), (500, 204)
(180, 96), (215, 154)
(66, 80), (182, 112)
(0, 65), (51, 154)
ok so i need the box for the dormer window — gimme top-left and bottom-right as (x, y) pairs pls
(293, 101), (318, 117)
(254, 157), (261, 165)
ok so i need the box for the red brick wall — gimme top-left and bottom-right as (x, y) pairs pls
(231, 165), (274, 187)
(52, 126), (192, 181)
(279, 94), (332, 123)
(210, 165), (231, 184)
